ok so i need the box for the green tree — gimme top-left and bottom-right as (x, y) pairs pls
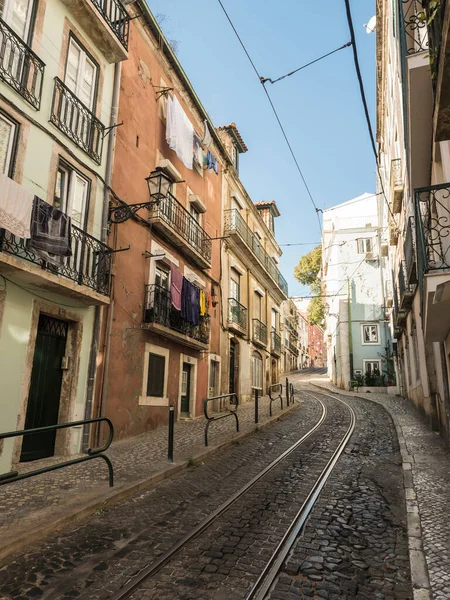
(294, 245), (325, 326)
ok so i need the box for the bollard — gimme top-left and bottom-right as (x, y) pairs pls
(255, 388), (259, 424)
(168, 404), (175, 462)
(286, 377), (289, 407)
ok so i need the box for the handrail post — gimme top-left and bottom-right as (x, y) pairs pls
(168, 404), (175, 462)
(255, 388), (259, 424)
(286, 377), (289, 407)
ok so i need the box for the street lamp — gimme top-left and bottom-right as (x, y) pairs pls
(109, 169), (173, 224)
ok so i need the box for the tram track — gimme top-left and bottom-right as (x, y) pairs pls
(109, 389), (356, 600)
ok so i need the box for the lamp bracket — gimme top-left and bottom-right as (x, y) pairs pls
(109, 200), (160, 224)
(103, 121), (124, 139)
(154, 86), (174, 99)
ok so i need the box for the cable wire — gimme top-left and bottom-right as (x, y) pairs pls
(216, 0), (322, 232)
(261, 41), (352, 85)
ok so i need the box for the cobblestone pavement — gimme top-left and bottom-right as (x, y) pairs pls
(0, 391), (293, 544)
(269, 382), (410, 600)
(306, 371), (450, 600)
(129, 394), (353, 599)
(0, 392), (321, 599)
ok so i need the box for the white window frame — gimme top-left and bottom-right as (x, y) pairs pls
(361, 323), (380, 345)
(65, 37), (97, 111)
(357, 238), (372, 254)
(252, 352), (263, 390)
(2, 0), (34, 40)
(54, 161), (90, 230)
(139, 343), (170, 406)
(0, 112), (17, 176)
(363, 359), (381, 375)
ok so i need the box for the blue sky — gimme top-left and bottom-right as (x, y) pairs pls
(148, 0), (377, 297)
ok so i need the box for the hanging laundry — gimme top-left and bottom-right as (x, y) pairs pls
(28, 197), (72, 266)
(199, 289), (207, 316)
(193, 137), (204, 168)
(181, 277), (190, 322)
(0, 172), (34, 238)
(201, 119), (212, 148)
(206, 151), (218, 175)
(181, 277), (201, 325)
(190, 284), (200, 326)
(170, 264), (183, 311)
(166, 95), (194, 170)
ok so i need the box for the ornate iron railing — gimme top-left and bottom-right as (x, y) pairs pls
(152, 192), (212, 264)
(252, 318), (267, 345)
(143, 284), (210, 345)
(0, 18), (44, 109)
(50, 78), (105, 164)
(288, 340), (299, 356)
(401, 0), (429, 54)
(404, 216), (417, 284)
(424, 0), (446, 82)
(0, 224), (112, 295)
(90, 0), (130, 49)
(415, 182), (450, 271)
(228, 297), (248, 331)
(399, 260), (415, 309)
(271, 329), (281, 355)
(224, 209), (288, 296)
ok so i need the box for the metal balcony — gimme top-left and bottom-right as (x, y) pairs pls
(228, 298), (248, 336)
(150, 192), (212, 269)
(224, 209), (288, 298)
(399, 261), (415, 311)
(143, 284), (210, 349)
(415, 182), (450, 273)
(404, 216), (418, 284)
(252, 318), (267, 347)
(0, 224), (111, 297)
(390, 159), (404, 213)
(270, 329), (281, 357)
(90, 0), (130, 49)
(401, 0), (429, 56)
(288, 341), (299, 356)
(50, 78), (105, 164)
(0, 18), (44, 109)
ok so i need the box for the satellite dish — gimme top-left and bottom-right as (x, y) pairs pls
(363, 16), (376, 34)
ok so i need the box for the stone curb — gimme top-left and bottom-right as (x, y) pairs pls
(0, 400), (299, 565)
(309, 381), (432, 600)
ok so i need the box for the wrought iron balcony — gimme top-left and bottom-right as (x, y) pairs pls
(0, 225), (111, 296)
(90, 0), (130, 49)
(399, 261), (415, 311)
(228, 298), (248, 334)
(401, 0), (430, 55)
(390, 159), (404, 213)
(288, 340), (299, 356)
(415, 182), (450, 275)
(224, 209), (288, 297)
(150, 192), (212, 269)
(404, 216), (418, 284)
(143, 284), (210, 347)
(50, 78), (105, 164)
(252, 318), (267, 347)
(271, 329), (281, 356)
(0, 18), (44, 109)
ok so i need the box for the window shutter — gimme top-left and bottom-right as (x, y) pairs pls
(147, 353), (165, 397)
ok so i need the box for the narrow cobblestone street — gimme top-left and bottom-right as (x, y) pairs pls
(0, 370), (424, 600)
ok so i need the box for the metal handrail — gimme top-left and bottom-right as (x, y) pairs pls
(269, 383), (283, 417)
(0, 417), (114, 487)
(203, 393), (239, 447)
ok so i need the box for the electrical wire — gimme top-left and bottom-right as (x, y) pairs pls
(215, 0), (322, 233)
(260, 41), (352, 85)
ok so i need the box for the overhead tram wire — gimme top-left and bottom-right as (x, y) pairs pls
(342, 0), (396, 223)
(215, 0), (322, 232)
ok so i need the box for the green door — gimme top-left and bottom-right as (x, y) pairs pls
(180, 363), (191, 415)
(20, 314), (68, 462)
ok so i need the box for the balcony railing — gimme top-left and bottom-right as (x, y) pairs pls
(50, 78), (105, 164)
(399, 261), (415, 310)
(288, 341), (299, 356)
(415, 182), (450, 273)
(0, 18), (44, 109)
(90, 0), (130, 49)
(144, 284), (210, 345)
(228, 298), (248, 332)
(271, 329), (281, 355)
(151, 193), (212, 265)
(401, 0), (429, 55)
(224, 209), (288, 296)
(404, 216), (417, 284)
(0, 225), (111, 296)
(252, 318), (267, 346)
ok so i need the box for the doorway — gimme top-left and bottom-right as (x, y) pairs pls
(20, 314), (68, 462)
(180, 362), (191, 415)
(229, 339), (239, 395)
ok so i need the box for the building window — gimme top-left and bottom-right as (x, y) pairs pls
(209, 359), (220, 397)
(364, 360), (381, 375)
(357, 238), (372, 253)
(361, 323), (379, 344)
(146, 353), (165, 397)
(155, 263), (170, 289)
(254, 291), (262, 320)
(230, 268), (240, 302)
(2, 0), (35, 41)
(252, 351), (263, 390)
(54, 161), (90, 229)
(271, 308), (278, 332)
(0, 112), (17, 176)
(65, 37), (98, 111)
(189, 203), (201, 223)
(230, 143), (239, 171)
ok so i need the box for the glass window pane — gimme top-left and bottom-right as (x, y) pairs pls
(0, 115), (14, 175)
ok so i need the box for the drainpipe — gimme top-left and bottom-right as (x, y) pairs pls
(82, 62), (122, 450)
